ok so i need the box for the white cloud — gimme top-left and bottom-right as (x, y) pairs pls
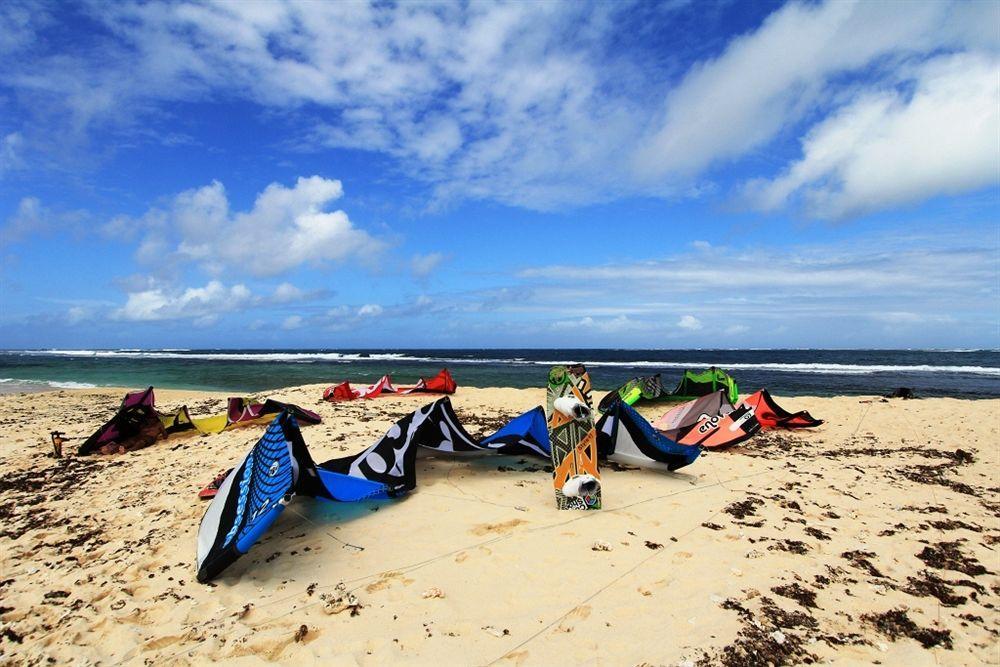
(357, 303), (384, 317)
(65, 306), (88, 325)
(2, 0), (996, 216)
(281, 315), (304, 330)
(0, 133), (23, 176)
(1, 196), (86, 244)
(632, 0), (993, 180)
(123, 176), (384, 277)
(511, 229), (997, 344)
(677, 314), (702, 331)
(551, 315), (649, 334)
(411, 252), (445, 278)
(272, 282), (304, 303)
(114, 280), (252, 321)
(743, 53), (1000, 217)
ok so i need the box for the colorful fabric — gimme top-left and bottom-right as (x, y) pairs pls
(323, 369), (457, 401)
(652, 389), (761, 448)
(196, 397), (548, 581)
(742, 389), (822, 429)
(595, 400), (701, 471)
(77, 387), (321, 455)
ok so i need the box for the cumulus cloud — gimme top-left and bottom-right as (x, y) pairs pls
(357, 303), (384, 317)
(272, 282), (304, 303)
(677, 315), (702, 331)
(2, 0), (996, 216)
(114, 280), (252, 321)
(743, 53), (1000, 217)
(121, 176), (384, 277)
(1, 196), (86, 244)
(552, 315), (650, 334)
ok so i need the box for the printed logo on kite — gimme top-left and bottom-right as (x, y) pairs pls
(729, 406), (756, 431)
(697, 413), (721, 434)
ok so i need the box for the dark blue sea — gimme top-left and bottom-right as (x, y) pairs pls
(1, 349), (998, 398)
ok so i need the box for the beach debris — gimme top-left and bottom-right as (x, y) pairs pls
(591, 540), (613, 551)
(884, 387), (916, 399)
(482, 625), (510, 637)
(644, 540), (664, 550)
(422, 587), (445, 599)
(294, 624), (308, 642)
(234, 603), (253, 619)
(861, 608), (953, 649)
(915, 541), (988, 576)
(320, 584), (362, 616)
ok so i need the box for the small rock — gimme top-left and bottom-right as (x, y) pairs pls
(422, 587), (445, 599)
(771, 630), (785, 645)
(591, 540), (613, 552)
(294, 625), (308, 642)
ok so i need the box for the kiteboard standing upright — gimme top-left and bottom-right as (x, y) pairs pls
(546, 365), (601, 510)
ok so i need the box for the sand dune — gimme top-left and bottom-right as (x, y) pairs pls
(0, 386), (997, 665)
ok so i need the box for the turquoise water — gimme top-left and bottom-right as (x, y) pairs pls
(1, 349), (998, 398)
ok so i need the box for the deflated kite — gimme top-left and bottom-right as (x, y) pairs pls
(596, 400), (701, 472)
(742, 389), (823, 429)
(323, 369), (457, 401)
(196, 397), (548, 581)
(653, 389), (761, 448)
(77, 387), (320, 455)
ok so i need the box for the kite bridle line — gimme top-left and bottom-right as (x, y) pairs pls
(488, 399), (863, 667)
(116, 461), (790, 667)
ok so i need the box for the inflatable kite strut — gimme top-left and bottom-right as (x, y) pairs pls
(196, 397), (547, 582)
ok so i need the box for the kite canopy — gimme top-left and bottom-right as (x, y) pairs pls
(196, 397), (548, 582)
(77, 388), (321, 455)
(598, 367), (738, 411)
(597, 374), (664, 412)
(653, 390), (761, 448)
(669, 367), (739, 404)
(742, 389), (822, 428)
(323, 369), (457, 401)
(596, 400), (701, 472)
(78, 387), (166, 455)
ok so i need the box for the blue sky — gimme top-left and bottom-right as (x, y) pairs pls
(0, 0), (997, 349)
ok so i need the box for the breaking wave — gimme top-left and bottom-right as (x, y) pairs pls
(8, 349), (999, 376)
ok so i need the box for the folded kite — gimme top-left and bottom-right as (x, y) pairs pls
(597, 374), (664, 412)
(323, 369), (457, 401)
(196, 397), (548, 581)
(598, 367), (740, 413)
(78, 387), (321, 455)
(77, 387), (170, 455)
(653, 389), (761, 448)
(596, 400), (701, 472)
(741, 389), (822, 429)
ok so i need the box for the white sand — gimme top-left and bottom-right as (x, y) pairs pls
(0, 386), (997, 665)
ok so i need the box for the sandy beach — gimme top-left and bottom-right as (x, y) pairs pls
(0, 385), (997, 665)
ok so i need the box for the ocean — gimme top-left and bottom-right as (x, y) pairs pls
(1, 349), (998, 398)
